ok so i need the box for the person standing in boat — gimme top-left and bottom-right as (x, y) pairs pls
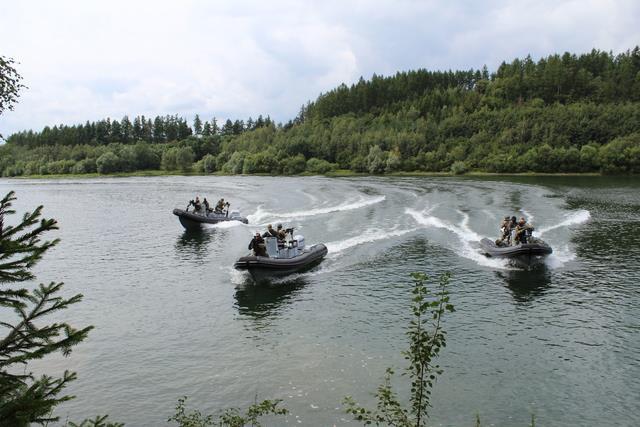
(203, 198), (211, 212)
(496, 216), (512, 246)
(193, 196), (202, 212)
(276, 223), (287, 240)
(263, 224), (279, 238)
(514, 217), (533, 244)
(248, 232), (267, 257)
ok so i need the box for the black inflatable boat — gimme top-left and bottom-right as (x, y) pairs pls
(234, 235), (328, 283)
(173, 208), (248, 230)
(480, 237), (552, 258)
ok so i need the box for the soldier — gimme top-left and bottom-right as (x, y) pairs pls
(514, 217), (534, 244)
(203, 198), (211, 212)
(215, 198), (228, 214)
(495, 216), (513, 246)
(276, 223), (287, 240)
(248, 232), (267, 257)
(263, 224), (279, 238)
(193, 196), (202, 212)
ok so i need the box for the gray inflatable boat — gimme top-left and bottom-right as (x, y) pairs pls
(173, 208), (248, 230)
(480, 237), (552, 258)
(234, 235), (328, 283)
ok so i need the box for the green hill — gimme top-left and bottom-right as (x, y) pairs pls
(2, 47), (640, 176)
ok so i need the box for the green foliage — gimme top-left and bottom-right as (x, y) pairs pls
(344, 272), (454, 427)
(366, 145), (387, 174)
(66, 415), (124, 427)
(222, 151), (248, 174)
(0, 56), (26, 119)
(196, 154), (218, 174)
(0, 191), (94, 425)
(96, 151), (121, 174)
(168, 396), (288, 427)
(3, 47), (640, 176)
(162, 147), (179, 171)
(280, 154), (306, 174)
(450, 160), (468, 175)
(176, 146), (195, 172)
(306, 157), (336, 174)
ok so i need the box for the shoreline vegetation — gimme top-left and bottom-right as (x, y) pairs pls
(6, 169), (608, 180)
(1, 47), (640, 178)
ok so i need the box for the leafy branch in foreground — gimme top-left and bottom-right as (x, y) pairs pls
(168, 395), (288, 427)
(66, 414), (124, 427)
(344, 272), (454, 427)
(0, 191), (94, 426)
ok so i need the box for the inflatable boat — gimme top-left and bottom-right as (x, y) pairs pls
(234, 234), (327, 283)
(173, 208), (248, 230)
(480, 237), (552, 258)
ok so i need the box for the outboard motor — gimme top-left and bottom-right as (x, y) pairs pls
(295, 235), (305, 253)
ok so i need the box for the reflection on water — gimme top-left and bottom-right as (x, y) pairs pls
(234, 278), (307, 319)
(496, 264), (552, 303)
(174, 228), (228, 260)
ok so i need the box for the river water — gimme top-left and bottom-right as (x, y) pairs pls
(2, 176), (639, 426)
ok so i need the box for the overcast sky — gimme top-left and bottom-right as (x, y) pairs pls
(1, 0), (638, 136)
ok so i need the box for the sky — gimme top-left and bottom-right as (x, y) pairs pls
(1, 0), (639, 136)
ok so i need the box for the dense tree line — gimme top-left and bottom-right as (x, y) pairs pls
(299, 47), (640, 122)
(2, 47), (639, 176)
(6, 114), (275, 148)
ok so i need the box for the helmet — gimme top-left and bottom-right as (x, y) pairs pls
(511, 216), (517, 222)
(268, 224), (273, 228)
(277, 223), (282, 229)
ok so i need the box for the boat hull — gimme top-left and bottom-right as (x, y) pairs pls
(234, 244), (328, 283)
(480, 237), (552, 263)
(173, 208), (248, 230)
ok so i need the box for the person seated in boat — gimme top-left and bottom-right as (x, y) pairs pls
(215, 198), (230, 214)
(514, 217), (534, 244)
(263, 224), (279, 238)
(203, 197), (211, 212)
(248, 232), (267, 257)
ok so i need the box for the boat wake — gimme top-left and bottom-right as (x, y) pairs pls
(537, 209), (591, 236)
(545, 244), (577, 269)
(405, 208), (511, 269)
(325, 226), (418, 256)
(246, 195), (385, 224)
(208, 220), (246, 229)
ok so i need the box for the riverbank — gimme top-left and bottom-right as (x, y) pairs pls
(5, 169), (608, 180)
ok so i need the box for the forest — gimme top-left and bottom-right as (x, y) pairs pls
(2, 47), (640, 176)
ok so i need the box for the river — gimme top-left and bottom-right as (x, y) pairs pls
(2, 175), (639, 426)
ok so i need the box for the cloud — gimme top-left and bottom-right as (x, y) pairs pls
(1, 0), (638, 135)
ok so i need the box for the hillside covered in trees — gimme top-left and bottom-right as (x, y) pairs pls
(2, 47), (640, 176)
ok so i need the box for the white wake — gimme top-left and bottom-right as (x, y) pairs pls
(246, 195), (385, 224)
(325, 227), (418, 256)
(538, 209), (591, 236)
(405, 208), (511, 269)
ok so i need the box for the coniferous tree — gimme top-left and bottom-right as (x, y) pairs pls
(202, 121), (212, 136)
(0, 191), (93, 425)
(153, 116), (165, 143)
(133, 116), (143, 141)
(210, 117), (219, 135)
(193, 114), (203, 135)
(120, 116), (132, 144)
